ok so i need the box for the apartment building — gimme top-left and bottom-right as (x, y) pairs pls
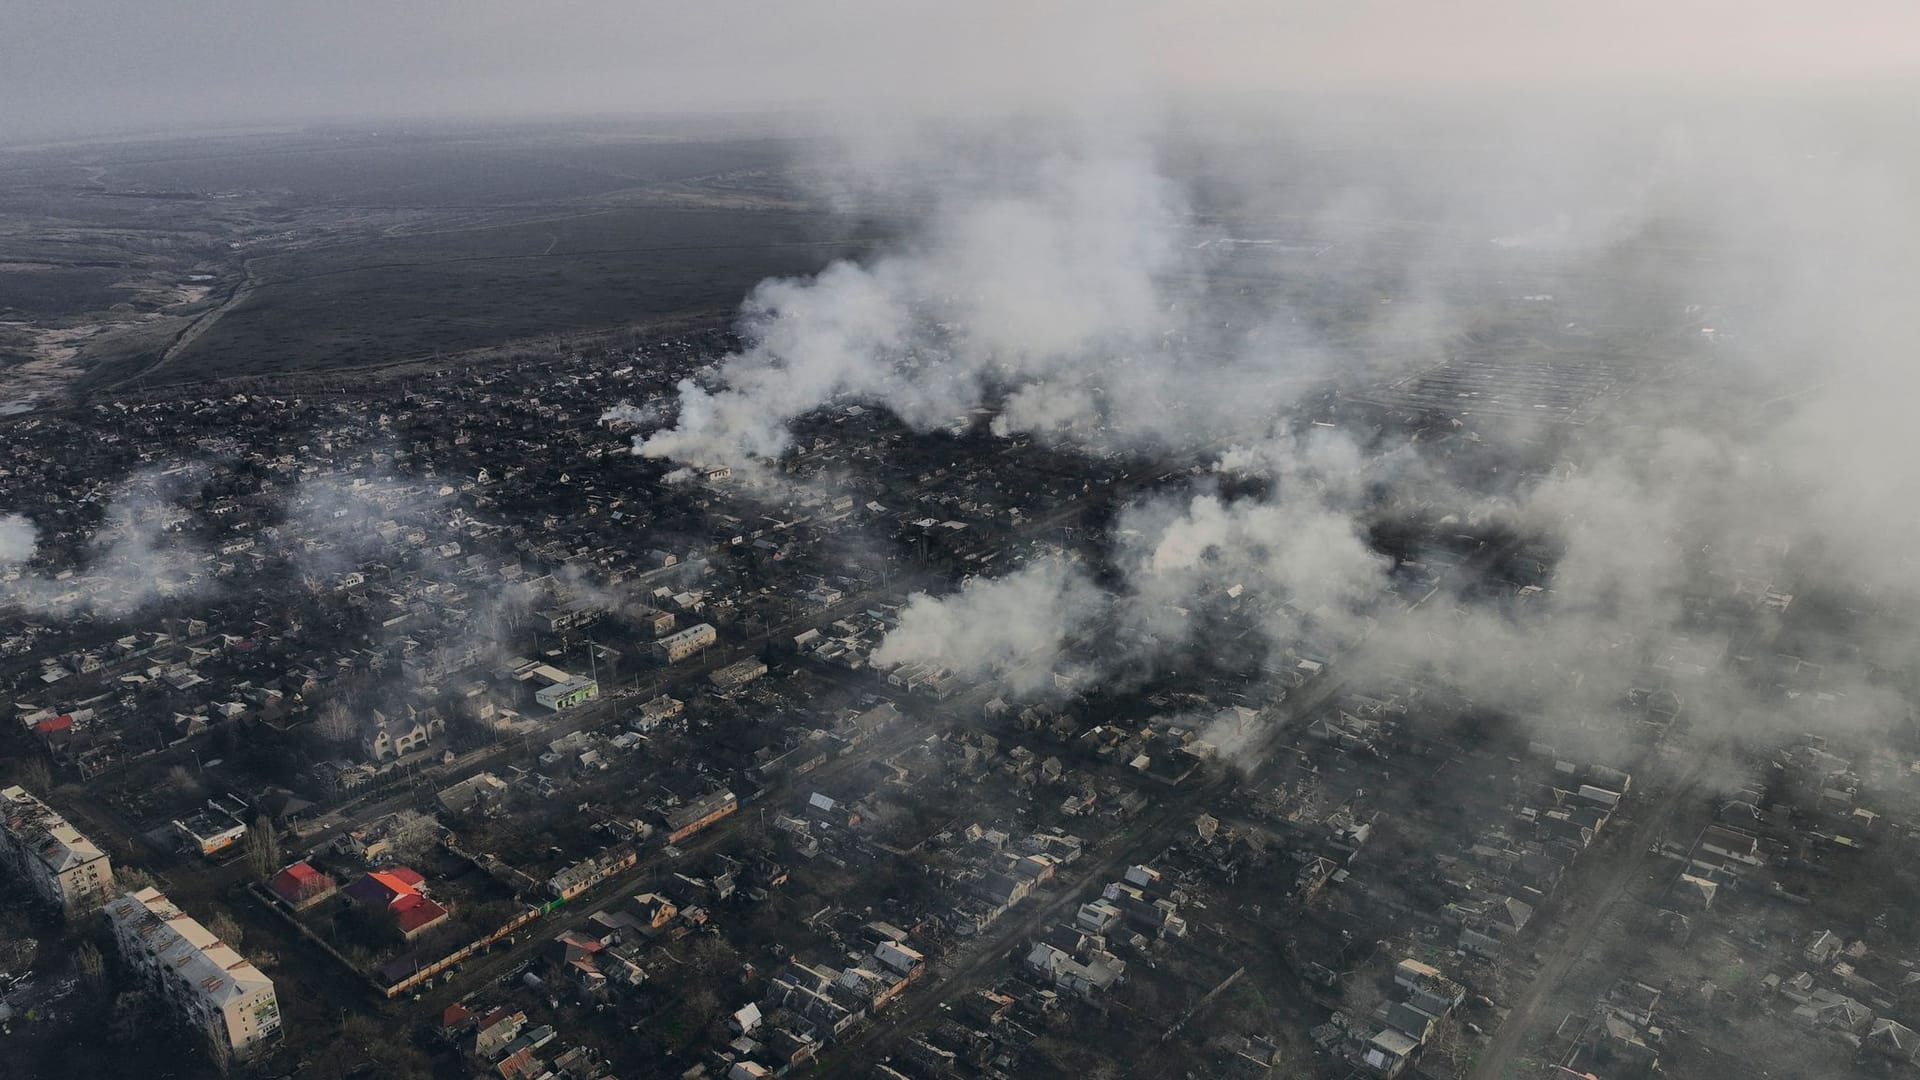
(105, 887), (282, 1060)
(0, 785), (112, 915)
(654, 623), (718, 664)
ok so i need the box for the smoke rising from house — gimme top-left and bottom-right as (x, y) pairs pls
(630, 88), (1920, 764)
(0, 514), (35, 565)
(873, 557), (1105, 700)
(0, 467), (215, 617)
(637, 136), (1193, 470)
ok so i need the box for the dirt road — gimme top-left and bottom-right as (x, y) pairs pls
(1467, 749), (1709, 1080)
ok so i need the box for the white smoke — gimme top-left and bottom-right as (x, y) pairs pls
(624, 86), (1920, 770)
(600, 401), (664, 427)
(0, 469), (212, 616)
(0, 513), (35, 565)
(869, 472), (1395, 700)
(638, 139), (1192, 468)
(873, 557), (1104, 699)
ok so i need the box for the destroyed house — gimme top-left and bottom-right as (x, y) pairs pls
(665, 788), (738, 843)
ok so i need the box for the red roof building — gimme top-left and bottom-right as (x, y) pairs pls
(268, 861), (338, 910)
(441, 1002), (474, 1033)
(32, 714), (74, 747)
(344, 865), (450, 939)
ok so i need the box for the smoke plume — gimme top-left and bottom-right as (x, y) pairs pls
(873, 557), (1105, 699)
(0, 514), (35, 565)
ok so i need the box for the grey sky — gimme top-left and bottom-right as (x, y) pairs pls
(6, 2), (1920, 142)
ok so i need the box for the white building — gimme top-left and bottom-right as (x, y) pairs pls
(174, 809), (247, 859)
(654, 623), (718, 664)
(533, 672), (599, 711)
(0, 785), (112, 915)
(709, 658), (767, 690)
(106, 887), (281, 1060)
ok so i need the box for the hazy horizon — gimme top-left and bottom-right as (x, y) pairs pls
(8, 2), (1920, 144)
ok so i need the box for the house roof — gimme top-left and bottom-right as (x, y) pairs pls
(345, 866), (446, 932)
(348, 866), (424, 902)
(389, 892), (449, 934)
(2, 785), (107, 874)
(1870, 1018), (1918, 1051)
(1678, 873), (1717, 899)
(283, 860), (324, 884)
(1370, 1029), (1421, 1056)
(1386, 1002), (1437, 1038)
(269, 861), (335, 902)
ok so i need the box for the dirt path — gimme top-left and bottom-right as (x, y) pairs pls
(1467, 750), (1709, 1080)
(99, 263), (256, 391)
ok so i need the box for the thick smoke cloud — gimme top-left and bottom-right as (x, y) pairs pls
(873, 558), (1105, 699)
(0, 468), (634, 657)
(0, 514), (35, 565)
(869, 470), (1394, 705)
(639, 139), (1193, 469)
(1117, 490), (1391, 638)
(280, 472), (635, 665)
(690, 92), (1920, 763)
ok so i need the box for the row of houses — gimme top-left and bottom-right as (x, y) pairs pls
(1339, 959), (1469, 1078)
(760, 936), (928, 1048)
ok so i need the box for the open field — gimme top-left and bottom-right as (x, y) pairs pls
(155, 206), (868, 383)
(0, 120), (877, 398)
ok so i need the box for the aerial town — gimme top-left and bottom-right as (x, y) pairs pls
(4, 7), (1919, 1078)
(3, 278), (1918, 1080)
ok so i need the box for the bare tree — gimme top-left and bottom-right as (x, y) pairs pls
(316, 700), (358, 745)
(1340, 971), (1388, 1020)
(380, 810), (438, 863)
(165, 764), (201, 797)
(116, 864), (158, 891)
(205, 908), (245, 948)
(1424, 1014), (1476, 1074)
(19, 756), (52, 793)
(687, 935), (732, 975)
(683, 986), (721, 1023)
(244, 816), (280, 880)
(74, 940), (107, 997)
(207, 1021), (234, 1077)
(341, 1013), (430, 1075)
